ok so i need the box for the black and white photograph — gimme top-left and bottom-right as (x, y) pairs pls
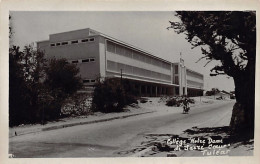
(1, 0), (259, 163)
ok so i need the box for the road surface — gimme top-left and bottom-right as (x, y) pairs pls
(9, 101), (234, 157)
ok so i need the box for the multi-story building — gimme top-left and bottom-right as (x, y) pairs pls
(37, 28), (204, 96)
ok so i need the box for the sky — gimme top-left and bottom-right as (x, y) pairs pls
(10, 11), (235, 91)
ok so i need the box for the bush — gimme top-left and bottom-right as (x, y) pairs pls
(188, 98), (195, 104)
(140, 98), (148, 103)
(166, 96), (195, 107)
(61, 93), (92, 116)
(166, 97), (181, 107)
(92, 78), (137, 113)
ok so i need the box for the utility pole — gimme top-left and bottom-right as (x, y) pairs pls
(120, 69), (123, 85)
(200, 86), (202, 102)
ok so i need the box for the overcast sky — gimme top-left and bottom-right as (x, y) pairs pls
(10, 11), (235, 91)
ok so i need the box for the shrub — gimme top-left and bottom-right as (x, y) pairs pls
(166, 97), (181, 107)
(166, 96), (195, 107)
(61, 93), (93, 117)
(140, 98), (148, 103)
(92, 78), (137, 113)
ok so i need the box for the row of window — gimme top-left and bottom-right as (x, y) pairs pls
(50, 37), (95, 47)
(107, 60), (171, 82)
(83, 79), (96, 83)
(187, 70), (203, 80)
(187, 80), (203, 88)
(68, 58), (95, 64)
(106, 41), (171, 70)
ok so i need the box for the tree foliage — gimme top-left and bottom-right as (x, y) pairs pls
(168, 11), (256, 138)
(168, 11), (255, 77)
(92, 78), (137, 113)
(45, 58), (82, 99)
(9, 45), (82, 126)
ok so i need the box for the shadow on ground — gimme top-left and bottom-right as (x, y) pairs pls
(117, 126), (254, 157)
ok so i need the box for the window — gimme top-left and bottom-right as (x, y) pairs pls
(62, 41), (68, 45)
(175, 65), (178, 74)
(82, 59), (89, 63)
(175, 76), (179, 84)
(50, 43), (55, 47)
(83, 80), (90, 83)
(145, 57), (152, 64)
(107, 60), (117, 71)
(83, 79), (95, 83)
(72, 60), (78, 63)
(125, 65), (133, 74)
(71, 40), (78, 44)
(115, 44), (125, 56)
(89, 58), (95, 62)
(133, 51), (140, 60)
(81, 39), (88, 42)
(89, 38), (95, 42)
(125, 48), (132, 58)
(56, 43), (61, 46)
(139, 54), (146, 62)
(107, 41), (116, 53)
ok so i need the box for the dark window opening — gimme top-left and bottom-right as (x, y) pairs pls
(90, 58), (95, 62)
(56, 43), (61, 46)
(175, 87), (179, 95)
(175, 76), (179, 85)
(71, 40), (78, 44)
(89, 38), (95, 42)
(82, 59), (89, 62)
(50, 43), (55, 47)
(81, 39), (88, 42)
(175, 65), (178, 74)
(72, 60), (78, 63)
(62, 42), (68, 45)
(91, 80), (95, 82)
(83, 80), (90, 83)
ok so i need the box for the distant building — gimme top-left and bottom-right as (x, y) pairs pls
(37, 28), (204, 96)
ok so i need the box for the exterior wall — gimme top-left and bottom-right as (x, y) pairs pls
(98, 37), (106, 78)
(37, 40), (50, 55)
(178, 64), (187, 96)
(49, 28), (99, 43)
(186, 69), (204, 89)
(186, 69), (204, 97)
(37, 29), (102, 84)
(37, 28), (204, 97)
(105, 40), (172, 84)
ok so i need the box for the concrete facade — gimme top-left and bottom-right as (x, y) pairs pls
(37, 28), (204, 97)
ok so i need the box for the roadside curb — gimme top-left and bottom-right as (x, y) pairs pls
(10, 111), (155, 138)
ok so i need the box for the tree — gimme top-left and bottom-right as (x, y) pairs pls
(9, 46), (30, 126)
(9, 45), (83, 125)
(9, 45), (47, 125)
(45, 58), (82, 98)
(168, 11), (256, 138)
(9, 15), (83, 125)
(44, 58), (83, 119)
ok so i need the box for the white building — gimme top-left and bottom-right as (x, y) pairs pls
(37, 28), (204, 97)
